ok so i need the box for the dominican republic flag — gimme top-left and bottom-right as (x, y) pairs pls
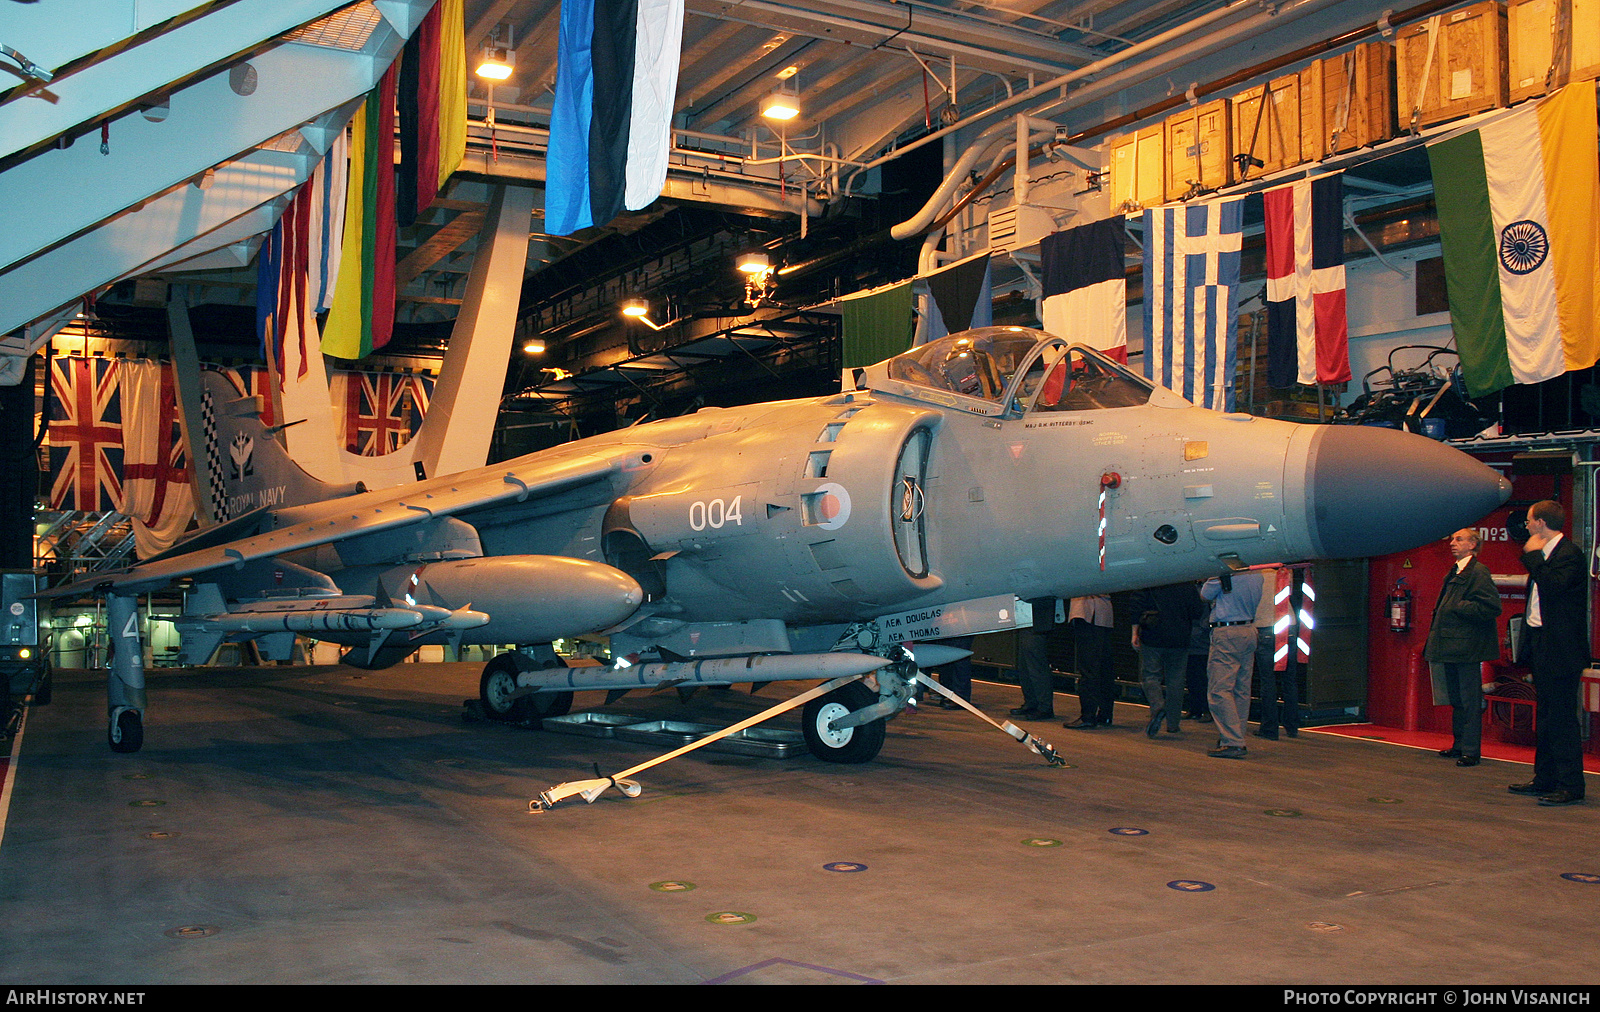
(1141, 195), (1245, 411)
(546, 0), (685, 236)
(48, 356), (123, 512)
(1264, 174), (1350, 387)
(1041, 217), (1128, 362)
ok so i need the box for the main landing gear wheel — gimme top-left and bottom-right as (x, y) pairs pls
(108, 708), (144, 754)
(478, 654), (573, 724)
(802, 680), (885, 763)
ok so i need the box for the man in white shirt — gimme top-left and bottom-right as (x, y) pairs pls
(1510, 501), (1588, 806)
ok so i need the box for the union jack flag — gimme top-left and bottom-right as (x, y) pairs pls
(48, 356), (124, 512)
(221, 365), (278, 428)
(338, 370), (432, 456)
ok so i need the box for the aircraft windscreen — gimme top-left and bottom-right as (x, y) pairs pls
(1030, 348), (1153, 411)
(885, 328), (1045, 402)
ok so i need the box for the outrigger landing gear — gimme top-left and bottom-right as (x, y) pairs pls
(105, 594), (146, 754)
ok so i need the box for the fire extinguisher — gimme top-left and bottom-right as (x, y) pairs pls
(1388, 578), (1412, 633)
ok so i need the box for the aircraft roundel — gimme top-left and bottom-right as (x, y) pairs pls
(813, 482), (852, 530)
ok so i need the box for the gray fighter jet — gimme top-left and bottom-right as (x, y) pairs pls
(50, 327), (1510, 762)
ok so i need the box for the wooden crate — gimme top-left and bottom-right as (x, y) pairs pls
(1507, 0), (1600, 103)
(1232, 74), (1302, 179)
(1106, 124), (1166, 211)
(1322, 42), (1398, 153)
(1396, 0), (1509, 129)
(1299, 62), (1325, 161)
(1165, 98), (1232, 202)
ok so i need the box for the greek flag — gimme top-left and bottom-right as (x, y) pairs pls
(1141, 195), (1245, 410)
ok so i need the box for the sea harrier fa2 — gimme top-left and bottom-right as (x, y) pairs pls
(45, 327), (1510, 785)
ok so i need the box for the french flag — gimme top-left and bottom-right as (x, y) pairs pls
(546, 0), (684, 236)
(1265, 174), (1350, 387)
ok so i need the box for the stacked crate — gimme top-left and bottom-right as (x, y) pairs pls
(1165, 99), (1233, 202)
(1100, 0), (1593, 209)
(1302, 41), (1398, 159)
(1395, 1), (1510, 129)
(1506, 0), (1600, 102)
(1105, 124), (1166, 212)
(1232, 75), (1302, 179)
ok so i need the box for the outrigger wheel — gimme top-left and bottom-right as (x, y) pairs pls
(478, 652), (573, 724)
(801, 680), (886, 763)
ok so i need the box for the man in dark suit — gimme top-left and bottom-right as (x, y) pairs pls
(1511, 501), (1588, 806)
(1425, 528), (1502, 766)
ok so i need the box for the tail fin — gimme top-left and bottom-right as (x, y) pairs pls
(195, 369), (362, 524)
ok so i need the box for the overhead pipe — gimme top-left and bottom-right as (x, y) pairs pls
(909, 0), (1471, 238)
(846, 0), (1299, 188)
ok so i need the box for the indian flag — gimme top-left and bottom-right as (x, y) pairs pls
(1427, 83), (1600, 398)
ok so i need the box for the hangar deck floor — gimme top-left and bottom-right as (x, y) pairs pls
(1, 663), (1596, 987)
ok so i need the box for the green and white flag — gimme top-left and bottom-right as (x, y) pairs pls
(1427, 84), (1600, 398)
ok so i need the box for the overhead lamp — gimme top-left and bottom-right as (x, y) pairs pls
(476, 44), (514, 80)
(736, 251), (771, 275)
(761, 86), (800, 121)
(620, 297), (671, 331)
(522, 339), (546, 355)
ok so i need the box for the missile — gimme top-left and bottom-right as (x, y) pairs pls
(511, 650), (894, 696)
(178, 605), (488, 634)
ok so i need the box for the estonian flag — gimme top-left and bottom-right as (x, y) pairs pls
(546, 0), (685, 236)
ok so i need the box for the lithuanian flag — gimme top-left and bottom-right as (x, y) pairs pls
(322, 64), (399, 360)
(1428, 84), (1600, 398)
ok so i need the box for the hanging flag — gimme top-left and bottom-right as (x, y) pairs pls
(398, 0), (467, 227)
(546, 0), (686, 236)
(1041, 217), (1128, 363)
(119, 360), (195, 557)
(323, 62), (400, 359)
(307, 130), (347, 313)
(333, 370), (434, 456)
(222, 366), (279, 429)
(1264, 174), (1349, 387)
(254, 216), (283, 371)
(47, 356), (123, 512)
(1141, 194), (1245, 410)
(916, 252), (991, 346)
(841, 281), (915, 369)
(1427, 83), (1600, 398)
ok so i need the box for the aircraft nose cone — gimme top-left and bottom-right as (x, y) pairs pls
(1307, 426), (1512, 559)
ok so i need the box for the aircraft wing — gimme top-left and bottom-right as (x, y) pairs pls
(44, 453), (621, 598)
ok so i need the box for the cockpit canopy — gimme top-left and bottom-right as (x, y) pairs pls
(870, 326), (1155, 414)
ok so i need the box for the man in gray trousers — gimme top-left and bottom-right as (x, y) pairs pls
(1425, 528), (1502, 767)
(1201, 571), (1265, 758)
